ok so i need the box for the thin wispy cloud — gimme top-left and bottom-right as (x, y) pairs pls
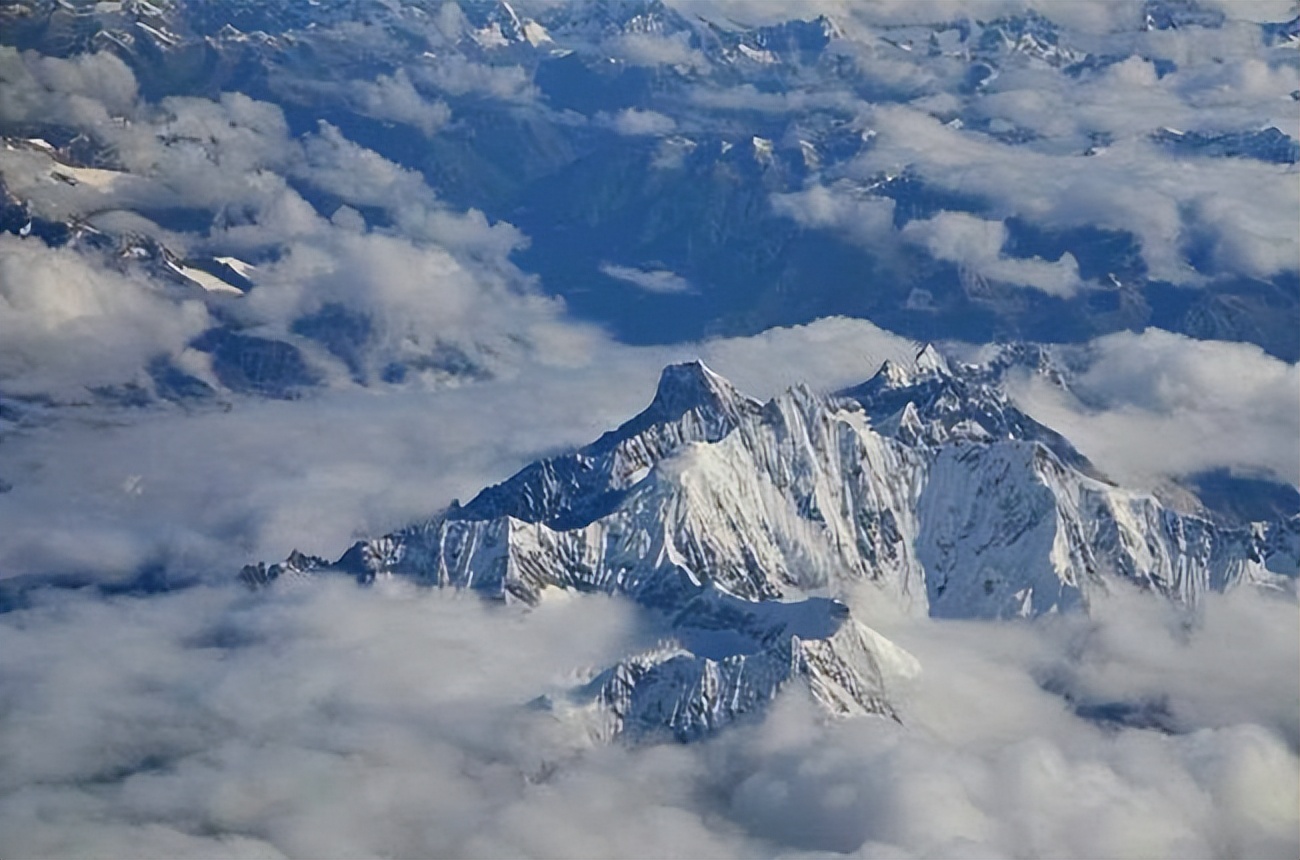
(599, 262), (692, 293)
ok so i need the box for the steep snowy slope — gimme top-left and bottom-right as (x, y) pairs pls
(243, 348), (1298, 739)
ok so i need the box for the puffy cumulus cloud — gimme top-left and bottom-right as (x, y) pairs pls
(0, 67), (598, 420)
(1041, 585), (1300, 747)
(412, 55), (539, 102)
(0, 80), (592, 442)
(189, 170), (547, 376)
(723, 585), (1299, 859)
(0, 235), (210, 399)
(344, 69), (451, 138)
(0, 146), (157, 225)
(971, 43), (1293, 148)
(0, 47), (137, 129)
(1, 90), (305, 224)
(608, 30), (710, 73)
(127, 92), (299, 204)
(737, 3), (1294, 290)
(852, 106), (1299, 285)
(0, 59), (490, 251)
(0, 582), (657, 859)
(901, 211), (1086, 297)
(400, 203), (532, 260)
(1009, 328), (1300, 488)
(599, 262), (692, 293)
(604, 107), (676, 137)
(23, 49), (138, 115)
(0, 316), (915, 580)
(771, 186), (1087, 296)
(238, 224), (558, 378)
(294, 121), (438, 214)
(0, 567), (1292, 859)
(0, 288), (1292, 859)
(770, 184), (897, 248)
(1185, 192), (1300, 281)
(0, 57), (567, 391)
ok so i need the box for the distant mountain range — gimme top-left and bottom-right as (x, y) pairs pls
(3, 0), (1297, 417)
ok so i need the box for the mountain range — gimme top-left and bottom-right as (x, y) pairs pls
(243, 346), (1300, 741)
(3, 0), (1297, 417)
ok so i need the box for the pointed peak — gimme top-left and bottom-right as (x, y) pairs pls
(874, 358), (911, 387)
(862, 345), (950, 392)
(914, 343), (949, 374)
(647, 359), (758, 423)
(654, 359), (731, 400)
(584, 360), (758, 458)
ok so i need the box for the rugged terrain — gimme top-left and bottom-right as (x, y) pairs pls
(245, 347), (1300, 740)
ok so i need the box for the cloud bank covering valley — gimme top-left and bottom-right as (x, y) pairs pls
(0, 579), (1293, 858)
(0, 1), (1296, 857)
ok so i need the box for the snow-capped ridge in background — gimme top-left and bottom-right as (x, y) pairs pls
(840, 343), (1093, 474)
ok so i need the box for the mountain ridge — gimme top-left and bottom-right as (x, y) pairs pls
(241, 346), (1298, 741)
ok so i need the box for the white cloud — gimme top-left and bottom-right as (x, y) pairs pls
(0, 582), (651, 858)
(0, 316), (916, 580)
(0, 87), (585, 418)
(237, 224), (557, 376)
(1188, 0), (1298, 21)
(902, 211), (1086, 297)
(0, 567), (1291, 859)
(1009, 328), (1300, 488)
(295, 122), (437, 214)
(853, 105), (1300, 286)
(772, 189), (1086, 296)
(345, 69), (450, 137)
(0, 236), (211, 399)
(609, 31), (710, 73)
(0, 47), (137, 129)
(771, 184), (897, 247)
(413, 55), (538, 102)
(605, 108), (677, 137)
(599, 262), (692, 293)
(0, 8), (1295, 857)
(0, 91), (304, 222)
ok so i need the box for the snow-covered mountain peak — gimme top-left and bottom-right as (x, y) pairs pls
(646, 359), (757, 424)
(242, 353), (1298, 742)
(862, 343), (952, 392)
(838, 345), (1096, 472)
(914, 342), (949, 375)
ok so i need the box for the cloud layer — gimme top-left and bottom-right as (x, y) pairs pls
(0, 576), (1292, 859)
(0, 6), (1296, 858)
(0, 316), (917, 581)
(1009, 328), (1300, 488)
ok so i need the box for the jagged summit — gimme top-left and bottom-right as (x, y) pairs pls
(840, 344), (1093, 472)
(856, 343), (951, 392)
(642, 359), (759, 425)
(913, 343), (950, 375)
(241, 352), (1299, 742)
